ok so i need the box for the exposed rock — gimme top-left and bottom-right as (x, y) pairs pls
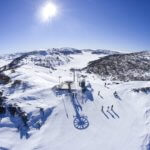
(0, 73), (11, 84)
(0, 54), (28, 73)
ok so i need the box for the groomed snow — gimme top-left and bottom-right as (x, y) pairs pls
(0, 52), (149, 150)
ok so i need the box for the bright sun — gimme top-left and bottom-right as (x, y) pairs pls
(40, 2), (57, 22)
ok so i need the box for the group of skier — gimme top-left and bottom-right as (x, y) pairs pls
(97, 83), (122, 119)
(101, 105), (119, 119)
(98, 90), (121, 101)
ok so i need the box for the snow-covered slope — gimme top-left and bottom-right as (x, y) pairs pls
(83, 49), (120, 55)
(0, 58), (8, 67)
(86, 51), (150, 81)
(0, 49), (150, 150)
(91, 49), (120, 55)
(0, 49), (75, 73)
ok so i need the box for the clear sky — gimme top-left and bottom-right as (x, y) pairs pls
(0, 0), (150, 53)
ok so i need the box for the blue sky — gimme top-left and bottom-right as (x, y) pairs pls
(0, 0), (150, 53)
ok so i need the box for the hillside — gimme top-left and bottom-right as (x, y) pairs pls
(86, 51), (150, 81)
(0, 48), (118, 73)
(0, 49), (150, 150)
(0, 49), (75, 73)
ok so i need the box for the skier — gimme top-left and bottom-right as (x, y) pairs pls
(107, 106), (115, 119)
(113, 91), (121, 100)
(98, 91), (104, 99)
(101, 105), (109, 119)
(114, 91), (117, 96)
(111, 105), (114, 110)
(104, 82), (109, 89)
(111, 105), (120, 118)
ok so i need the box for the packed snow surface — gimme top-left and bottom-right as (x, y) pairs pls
(0, 51), (149, 150)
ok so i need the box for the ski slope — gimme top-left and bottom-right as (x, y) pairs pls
(0, 51), (150, 150)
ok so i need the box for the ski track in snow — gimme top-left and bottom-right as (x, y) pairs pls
(0, 52), (150, 150)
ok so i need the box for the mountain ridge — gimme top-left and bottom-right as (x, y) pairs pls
(85, 51), (150, 81)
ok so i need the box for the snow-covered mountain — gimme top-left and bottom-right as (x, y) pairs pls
(91, 49), (120, 55)
(0, 48), (150, 150)
(86, 51), (150, 81)
(0, 48), (80, 73)
(83, 48), (120, 55)
(0, 48), (118, 73)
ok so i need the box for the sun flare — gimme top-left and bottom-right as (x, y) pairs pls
(40, 2), (57, 22)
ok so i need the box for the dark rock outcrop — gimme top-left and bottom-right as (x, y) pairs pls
(0, 73), (11, 84)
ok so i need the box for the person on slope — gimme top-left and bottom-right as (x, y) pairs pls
(98, 91), (104, 99)
(113, 91), (121, 100)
